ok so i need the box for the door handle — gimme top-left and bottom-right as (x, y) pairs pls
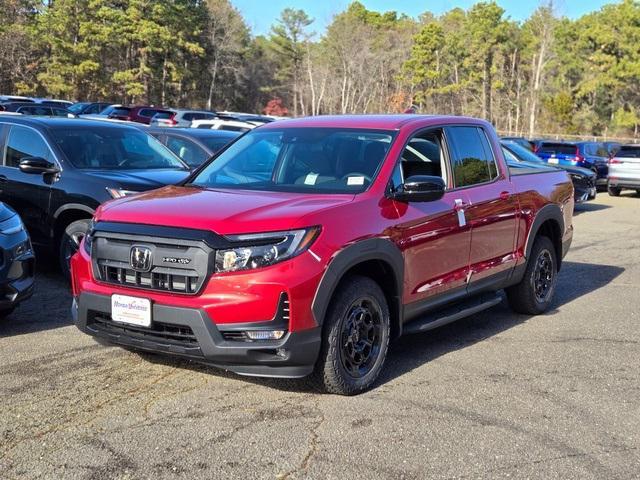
(454, 198), (467, 211)
(500, 191), (510, 201)
(454, 198), (467, 227)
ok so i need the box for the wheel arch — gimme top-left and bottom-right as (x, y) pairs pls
(52, 204), (95, 244)
(524, 204), (564, 270)
(311, 238), (404, 339)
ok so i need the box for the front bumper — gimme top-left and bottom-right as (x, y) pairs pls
(72, 292), (321, 378)
(0, 231), (35, 310)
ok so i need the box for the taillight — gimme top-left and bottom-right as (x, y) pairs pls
(574, 147), (585, 163)
(609, 157), (623, 165)
(168, 113), (178, 125)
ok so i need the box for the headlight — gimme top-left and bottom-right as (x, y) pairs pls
(215, 227), (320, 273)
(0, 214), (25, 235)
(83, 219), (96, 255)
(106, 188), (139, 199)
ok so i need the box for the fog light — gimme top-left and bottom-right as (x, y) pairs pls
(245, 330), (286, 341)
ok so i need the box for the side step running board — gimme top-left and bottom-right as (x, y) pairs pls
(403, 293), (503, 335)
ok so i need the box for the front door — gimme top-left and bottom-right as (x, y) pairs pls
(0, 124), (55, 246)
(389, 128), (472, 318)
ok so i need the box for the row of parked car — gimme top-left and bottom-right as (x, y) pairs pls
(0, 95), (280, 132)
(502, 136), (640, 197)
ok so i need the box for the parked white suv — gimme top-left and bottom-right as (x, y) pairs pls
(608, 145), (640, 196)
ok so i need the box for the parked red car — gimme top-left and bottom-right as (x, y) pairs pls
(108, 106), (171, 124)
(71, 115), (574, 395)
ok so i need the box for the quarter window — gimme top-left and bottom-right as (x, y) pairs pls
(446, 126), (498, 187)
(5, 126), (52, 167)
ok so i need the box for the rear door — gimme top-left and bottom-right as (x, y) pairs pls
(445, 126), (518, 290)
(0, 124), (56, 245)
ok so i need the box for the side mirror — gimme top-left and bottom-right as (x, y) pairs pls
(391, 175), (446, 203)
(19, 157), (59, 175)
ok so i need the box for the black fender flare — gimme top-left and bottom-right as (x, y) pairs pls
(53, 203), (95, 221)
(50, 204), (95, 239)
(311, 238), (404, 332)
(523, 203), (564, 266)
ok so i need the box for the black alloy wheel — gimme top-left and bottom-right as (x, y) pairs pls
(339, 297), (383, 379)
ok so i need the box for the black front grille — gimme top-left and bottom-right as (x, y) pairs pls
(90, 228), (213, 295)
(88, 311), (202, 355)
(99, 264), (200, 294)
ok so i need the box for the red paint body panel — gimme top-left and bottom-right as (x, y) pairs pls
(72, 115), (574, 337)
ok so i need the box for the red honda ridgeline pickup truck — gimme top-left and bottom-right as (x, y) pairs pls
(71, 115), (574, 395)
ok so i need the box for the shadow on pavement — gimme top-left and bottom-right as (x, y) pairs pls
(134, 261), (625, 394)
(574, 202), (611, 215)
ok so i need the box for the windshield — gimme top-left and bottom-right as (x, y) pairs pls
(190, 128), (395, 194)
(503, 142), (543, 163)
(68, 103), (88, 114)
(51, 126), (187, 170)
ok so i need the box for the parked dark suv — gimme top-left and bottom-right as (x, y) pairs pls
(535, 141), (609, 187)
(0, 117), (191, 277)
(0, 202), (34, 317)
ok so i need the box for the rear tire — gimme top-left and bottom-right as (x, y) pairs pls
(311, 275), (390, 395)
(506, 236), (558, 315)
(636, 189), (640, 197)
(608, 186), (621, 197)
(59, 219), (91, 280)
(0, 307), (15, 319)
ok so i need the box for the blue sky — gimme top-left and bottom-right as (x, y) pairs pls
(232, 0), (613, 36)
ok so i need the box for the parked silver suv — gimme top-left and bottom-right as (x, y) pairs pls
(608, 145), (640, 196)
(150, 109), (217, 128)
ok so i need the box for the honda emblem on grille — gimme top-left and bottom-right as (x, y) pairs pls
(130, 245), (152, 272)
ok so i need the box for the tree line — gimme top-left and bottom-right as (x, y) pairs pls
(1, 0), (639, 138)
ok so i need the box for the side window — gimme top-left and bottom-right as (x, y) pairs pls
(5, 126), (52, 167)
(595, 144), (609, 157)
(399, 129), (447, 184)
(87, 104), (101, 114)
(446, 126), (498, 188)
(165, 136), (207, 167)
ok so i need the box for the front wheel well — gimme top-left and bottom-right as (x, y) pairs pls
(54, 210), (93, 246)
(337, 260), (401, 340)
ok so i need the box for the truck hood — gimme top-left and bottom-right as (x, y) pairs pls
(82, 169), (190, 191)
(97, 186), (355, 235)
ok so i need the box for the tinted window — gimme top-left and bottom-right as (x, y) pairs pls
(616, 146), (640, 158)
(200, 137), (236, 153)
(447, 126), (498, 187)
(153, 112), (173, 120)
(502, 142), (543, 163)
(190, 128), (394, 194)
(111, 107), (131, 116)
(5, 126), (52, 167)
(85, 104), (103, 114)
(139, 109), (165, 118)
(51, 108), (69, 117)
(539, 143), (576, 155)
(165, 136), (208, 167)
(400, 131), (445, 180)
(69, 103), (89, 114)
(18, 106), (51, 116)
(50, 126), (186, 170)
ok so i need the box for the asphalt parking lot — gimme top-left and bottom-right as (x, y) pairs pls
(1, 194), (639, 480)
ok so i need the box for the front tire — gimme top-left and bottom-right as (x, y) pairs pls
(59, 219), (91, 279)
(312, 276), (390, 395)
(608, 185), (621, 197)
(506, 236), (558, 315)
